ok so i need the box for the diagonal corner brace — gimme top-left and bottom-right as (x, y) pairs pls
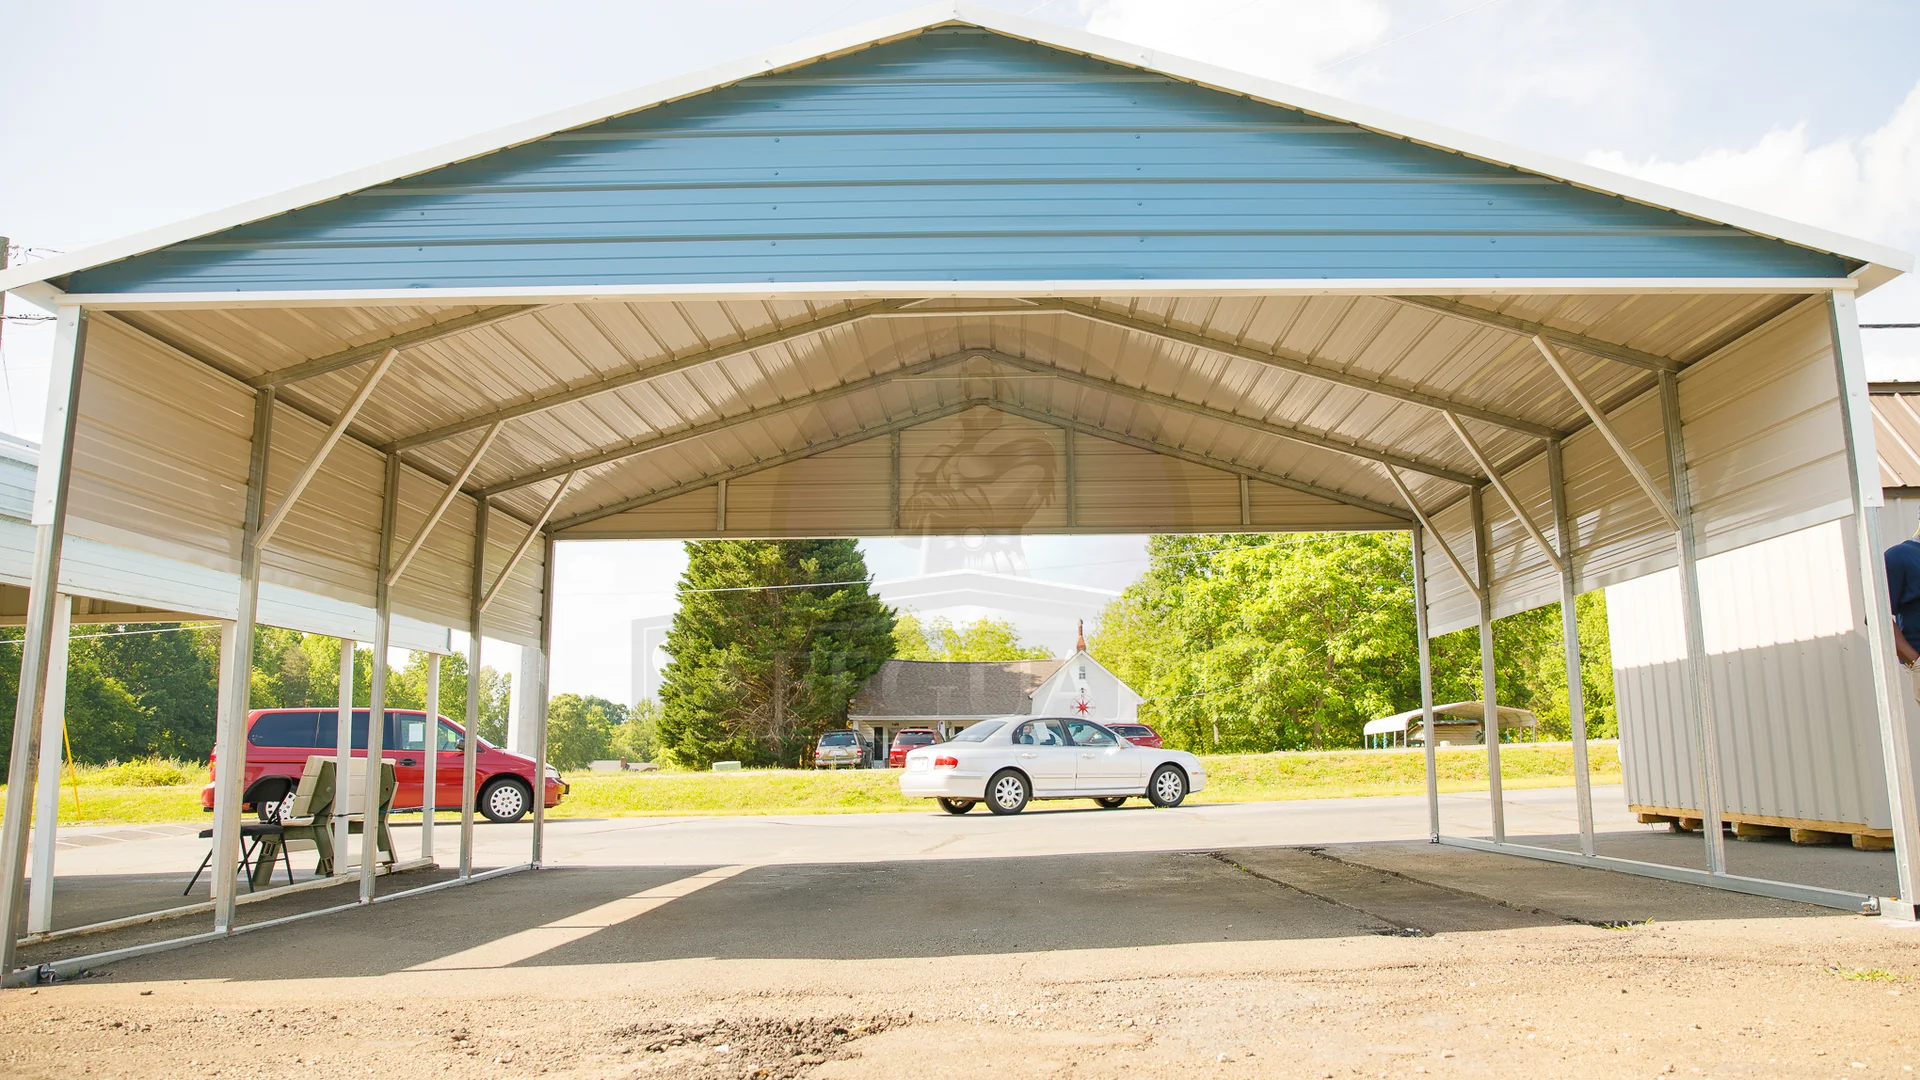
(1533, 336), (1679, 532)
(1442, 412), (1564, 576)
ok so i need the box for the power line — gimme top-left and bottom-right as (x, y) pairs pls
(0, 622), (220, 646)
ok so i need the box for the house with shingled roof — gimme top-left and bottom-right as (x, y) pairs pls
(847, 623), (1141, 764)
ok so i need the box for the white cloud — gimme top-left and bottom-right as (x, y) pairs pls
(1078, 0), (1389, 90)
(1586, 77), (1920, 373)
(1585, 78), (1920, 245)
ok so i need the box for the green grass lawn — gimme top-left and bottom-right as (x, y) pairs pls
(0, 743), (1620, 826)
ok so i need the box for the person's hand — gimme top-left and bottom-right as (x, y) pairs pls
(1896, 618), (1920, 667)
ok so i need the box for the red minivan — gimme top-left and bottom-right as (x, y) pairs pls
(201, 707), (566, 825)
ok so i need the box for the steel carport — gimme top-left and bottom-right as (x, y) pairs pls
(2, 1), (1916, 981)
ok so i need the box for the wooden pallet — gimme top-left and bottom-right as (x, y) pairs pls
(1631, 805), (1894, 851)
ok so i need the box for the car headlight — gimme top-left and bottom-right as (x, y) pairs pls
(544, 764), (561, 780)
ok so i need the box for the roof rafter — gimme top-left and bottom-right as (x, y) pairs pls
(248, 305), (545, 387)
(1386, 296), (1680, 373)
(388, 297), (1556, 455)
(479, 350), (980, 496)
(388, 299), (910, 451)
(1038, 301), (1560, 438)
(971, 348), (1479, 486)
(548, 396), (983, 532)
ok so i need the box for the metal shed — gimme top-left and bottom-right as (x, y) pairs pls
(1605, 386), (1920, 846)
(2, 2), (1915, 978)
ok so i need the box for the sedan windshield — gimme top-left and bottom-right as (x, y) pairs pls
(951, 721), (1006, 743)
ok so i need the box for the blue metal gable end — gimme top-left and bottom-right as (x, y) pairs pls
(67, 29), (1851, 294)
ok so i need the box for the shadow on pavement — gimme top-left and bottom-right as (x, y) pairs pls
(87, 838), (1860, 986)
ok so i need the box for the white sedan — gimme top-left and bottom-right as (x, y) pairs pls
(899, 716), (1206, 815)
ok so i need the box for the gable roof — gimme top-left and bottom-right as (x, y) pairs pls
(2, 1), (1905, 306)
(850, 657), (1067, 718)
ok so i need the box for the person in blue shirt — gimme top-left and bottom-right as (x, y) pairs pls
(1886, 533), (1920, 682)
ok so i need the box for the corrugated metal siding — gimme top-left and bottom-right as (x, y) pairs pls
(1425, 304), (1850, 635)
(388, 462), (479, 632)
(730, 441), (892, 535)
(53, 313), (507, 645)
(0, 440), (35, 521)
(1683, 303), (1850, 556)
(65, 29), (1845, 294)
(258, 399), (384, 609)
(1871, 391), (1920, 488)
(481, 517), (546, 649)
(1607, 521), (1891, 828)
(65, 316), (253, 574)
(555, 406), (1402, 538)
(900, 410), (1067, 532)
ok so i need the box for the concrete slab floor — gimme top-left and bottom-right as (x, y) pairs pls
(2, 838), (1916, 1080)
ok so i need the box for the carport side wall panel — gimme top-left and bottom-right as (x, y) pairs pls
(1423, 304), (1850, 636)
(481, 517), (547, 650)
(1606, 520), (1892, 832)
(61, 316), (254, 577)
(386, 459), (481, 635)
(62, 31), (1851, 296)
(554, 420), (1407, 538)
(49, 310), (527, 647)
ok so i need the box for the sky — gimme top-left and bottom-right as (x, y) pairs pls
(3, 0), (1919, 701)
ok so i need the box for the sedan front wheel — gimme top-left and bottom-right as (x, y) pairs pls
(986, 769), (1029, 815)
(937, 798), (975, 815)
(1095, 797), (1127, 809)
(1147, 764), (1188, 808)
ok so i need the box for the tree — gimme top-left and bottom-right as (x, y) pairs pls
(892, 614), (1053, 662)
(544, 693), (623, 770)
(659, 539), (895, 767)
(612, 699), (662, 764)
(1089, 532), (1613, 753)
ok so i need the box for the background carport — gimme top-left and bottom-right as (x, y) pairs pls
(0, 2), (1914, 981)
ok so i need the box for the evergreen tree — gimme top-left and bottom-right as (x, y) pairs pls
(659, 539), (894, 767)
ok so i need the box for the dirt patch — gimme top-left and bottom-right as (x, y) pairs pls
(605, 1014), (907, 1078)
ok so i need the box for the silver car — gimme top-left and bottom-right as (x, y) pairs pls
(813, 729), (868, 769)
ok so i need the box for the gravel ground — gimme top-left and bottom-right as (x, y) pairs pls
(2, 844), (1916, 1079)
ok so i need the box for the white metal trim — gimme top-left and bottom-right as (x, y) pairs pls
(35, 279), (1862, 312)
(1437, 836), (1877, 914)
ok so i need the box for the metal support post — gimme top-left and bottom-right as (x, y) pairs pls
(1547, 438), (1596, 856)
(1829, 291), (1920, 916)
(1470, 487), (1505, 842)
(212, 387), (273, 932)
(460, 502), (488, 879)
(1064, 428), (1077, 528)
(1, 308), (88, 967)
(333, 639), (354, 877)
(27, 594), (72, 935)
(422, 652), (440, 861)
(361, 453), (399, 902)
(888, 432), (902, 532)
(531, 534), (556, 868)
(1410, 527), (1440, 842)
(1660, 370), (1727, 876)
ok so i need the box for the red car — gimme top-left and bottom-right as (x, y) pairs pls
(1105, 722), (1163, 748)
(888, 728), (941, 768)
(201, 707), (566, 825)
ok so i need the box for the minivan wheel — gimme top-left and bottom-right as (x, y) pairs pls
(1147, 764), (1187, 808)
(251, 781), (292, 823)
(937, 798), (975, 815)
(985, 769), (1029, 815)
(479, 778), (531, 824)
